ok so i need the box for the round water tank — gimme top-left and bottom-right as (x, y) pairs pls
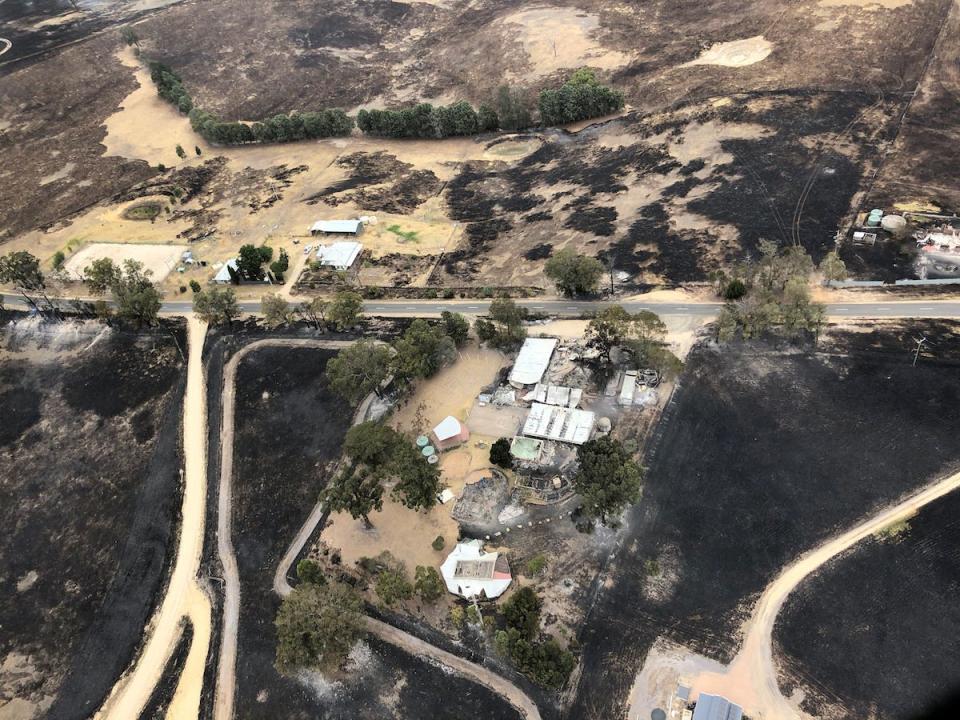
(597, 417), (612, 433)
(881, 214), (908, 236)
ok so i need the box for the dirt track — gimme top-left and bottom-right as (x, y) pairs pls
(95, 317), (211, 720)
(215, 338), (542, 720)
(689, 469), (960, 719)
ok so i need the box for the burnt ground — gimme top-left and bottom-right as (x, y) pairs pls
(435, 90), (901, 287)
(568, 321), (960, 719)
(0, 316), (185, 719)
(227, 341), (521, 718)
(775, 489), (960, 720)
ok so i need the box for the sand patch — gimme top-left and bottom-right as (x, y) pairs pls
(63, 242), (188, 282)
(39, 162), (75, 186)
(684, 36), (773, 68)
(497, 7), (632, 77)
(819, 0), (911, 7)
(483, 137), (544, 161)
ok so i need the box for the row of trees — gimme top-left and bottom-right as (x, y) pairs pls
(147, 52), (622, 147)
(538, 68), (625, 126)
(494, 586), (576, 688)
(356, 100), (499, 139)
(715, 241), (828, 342)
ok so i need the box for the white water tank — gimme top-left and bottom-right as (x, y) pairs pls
(881, 214), (908, 237)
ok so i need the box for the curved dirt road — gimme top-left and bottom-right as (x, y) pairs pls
(690, 469), (960, 718)
(216, 338), (542, 720)
(0, 39), (11, 57)
(96, 317), (212, 720)
(214, 338), (353, 720)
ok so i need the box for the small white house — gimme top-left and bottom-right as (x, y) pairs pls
(430, 415), (470, 451)
(440, 540), (512, 600)
(213, 258), (239, 284)
(314, 241), (363, 271)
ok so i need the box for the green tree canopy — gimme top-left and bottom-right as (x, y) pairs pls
(261, 293), (292, 328)
(274, 582), (363, 675)
(818, 249), (847, 283)
(414, 565), (445, 603)
(325, 340), (391, 404)
(83, 257), (122, 296)
(321, 466), (384, 528)
(392, 319), (457, 384)
(112, 260), (162, 327)
(389, 441), (441, 511)
(327, 290), (363, 331)
(441, 310), (470, 346)
(503, 586), (542, 638)
(475, 298), (527, 350)
(490, 438), (513, 469)
(574, 436), (643, 523)
(544, 248), (604, 296)
(193, 286), (240, 325)
(237, 244), (273, 280)
(344, 422), (402, 467)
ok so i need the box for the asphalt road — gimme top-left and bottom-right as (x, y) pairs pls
(6, 294), (960, 319)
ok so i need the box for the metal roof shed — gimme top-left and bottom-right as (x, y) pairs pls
(692, 694), (743, 720)
(315, 241), (363, 270)
(508, 338), (558, 387)
(310, 219), (363, 235)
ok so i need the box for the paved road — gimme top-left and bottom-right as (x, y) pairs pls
(7, 294), (960, 319)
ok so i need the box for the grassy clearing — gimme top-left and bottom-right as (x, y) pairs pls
(387, 224), (420, 243)
(122, 202), (163, 221)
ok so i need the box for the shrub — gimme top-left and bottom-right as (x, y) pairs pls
(414, 565), (445, 603)
(465, 605), (481, 624)
(723, 278), (747, 300)
(189, 279), (202, 293)
(51, 251), (65, 270)
(450, 606), (465, 629)
(526, 554), (547, 577)
(297, 559), (326, 585)
(490, 438), (513, 469)
(431, 535), (446, 551)
(502, 586), (541, 638)
(375, 567), (413, 606)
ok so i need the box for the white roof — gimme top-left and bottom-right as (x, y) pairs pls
(523, 403), (595, 444)
(433, 415), (463, 441)
(440, 540), (512, 600)
(311, 219), (362, 234)
(692, 694), (743, 720)
(213, 258), (238, 283)
(315, 241), (363, 269)
(509, 338), (558, 385)
(523, 383), (583, 408)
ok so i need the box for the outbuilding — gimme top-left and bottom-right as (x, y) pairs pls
(440, 540), (512, 600)
(315, 241), (363, 271)
(692, 693), (743, 720)
(431, 415), (470, 451)
(213, 258), (239, 284)
(508, 337), (558, 388)
(310, 219), (363, 237)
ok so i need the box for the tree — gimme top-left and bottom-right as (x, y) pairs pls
(1, 250), (51, 314)
(544, 248), (604, 296)
(270, 248), (290, 282)
(120, 27), (139, 47)
(574, 436), (643, 523)
(586, 305), (633, 360)
(490, 438), (513, 469)
(237, 244), (273, 280)
(344, 422), (402, 467)
(538, 68), (624, 126)
(723, 278), (747, 299)
(392, 319), (457, 383)
(503, 586), (542, 638)
(195, 146), (202, 156)
(414, 565), (445, 603)
(261, 293), (292, 327)
(296, 559), (326, 585)
(175, 144), (187, 159)
(51, 251), (66, 271)
(327, 290), (363, 331)
(112, 260), (162, 327)
(325, 340), (392, 404)
(819, 250), (847, 284)
(189, 279), (202, 293)
(390, 442), (441, 511)
(375, 566), (413, 606)
(322, 466), (383, 528)
(274, 582), (363, 675)
(476, 298), (527, 351)
(296, 297), (328, 329)
(83, 257), (122, 295)
(193, 286), (240, 325)
(441, 310), (470, 346)
(496, 85), (531, 132)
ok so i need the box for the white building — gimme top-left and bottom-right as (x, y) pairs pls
(314, 241), (363, 270)
(310, 219), (363, 236)
(522, 402), (595, 445)
(440, 540), (512, 600)
(692, 693), (743, 720)
(213, 258), (239, 284)
(508, 337), (558, 387)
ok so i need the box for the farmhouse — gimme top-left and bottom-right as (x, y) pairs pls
(431, 415), (469, 451)
(440, 539), (512, 600)
(213, 258), (239, 284)
(310, 219), (363, 237)
(314, 241), (363, 271)
(508, 337), (558, 388)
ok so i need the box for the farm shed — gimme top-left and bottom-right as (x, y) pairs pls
(692, 693), (743, 720)
(508, 338), (558, 387)
(522, 403), (595, 445)
(440, 539), (512, 600)
(310, 219), (363, 236)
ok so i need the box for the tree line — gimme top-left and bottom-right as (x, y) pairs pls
(146, 55), (624, 147)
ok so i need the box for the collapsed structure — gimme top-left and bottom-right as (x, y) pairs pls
(440, 539), (512, 600)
